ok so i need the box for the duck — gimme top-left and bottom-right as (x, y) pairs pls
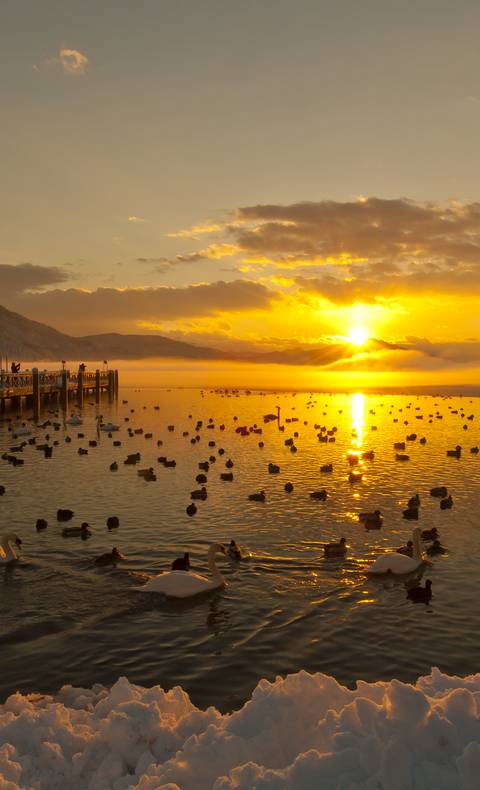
(186, 503), (197, 517)
(446, 445), (461, 458)
(138, 467), (155, 478)
(284, 482), (294, 493)
(421, 527), (439, 541)
(406, 579), (432, 604)
(430, 486), (448, 498)
(248, 491), (266, 502)
(408, 494), (420, 508)
(171, 552), (190, 570)
(359, 510), (382, 523)
(367, 527), (429, 575)
(36, 519), (48, 531)
(396, 540), (413, 557)
(136, 543), (226, 597)
(349, 471), (363, 482)
(403, 507), (419, 521)
(227, 539), (242, 560)
(440, 495), (453, 510)
(426, 539), (447, 556)
(0, 533), (22, 563)
(107, 516), (120, 530)
(62, 522), (91, 538)
(323, 537), (347, 558)
(320, 463), (333, 473)
(110, 462), (118, 472)
(191, 487), (208, 501)
(263, 406), (280, 423)
(94, 547), (127, 566)
(310, 489), (327, 501)
(220, 472), (233, 481)
(57, 509), (74, 522)
(363, 512), (383, 529)
(268, 463), (280, 474)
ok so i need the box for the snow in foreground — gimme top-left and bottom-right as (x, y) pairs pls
(1, 668), (480, 790)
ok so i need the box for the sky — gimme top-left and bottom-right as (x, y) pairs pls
(1, 0), (480, 382)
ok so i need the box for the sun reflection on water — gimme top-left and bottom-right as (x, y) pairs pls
(351, 392), (365, 448)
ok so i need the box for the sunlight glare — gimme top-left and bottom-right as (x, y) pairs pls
(348, 327), (369, 346)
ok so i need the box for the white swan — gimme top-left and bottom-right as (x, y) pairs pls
(65, 415), (83, 426)
(136, 543), (226, 597)
(13, 426), (32, 437)
(0, 533), (22, 563)
(99, 423), (120, 432)
(367, 528), (429, 575)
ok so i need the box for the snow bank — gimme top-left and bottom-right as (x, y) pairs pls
(1, 668), (480, 789)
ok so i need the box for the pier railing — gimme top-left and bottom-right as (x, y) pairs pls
(0, 367), (118, 418)
(0, 370), (64, 394)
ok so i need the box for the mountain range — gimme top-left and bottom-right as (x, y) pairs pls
(0, 304), (226, 362)
(0, 303), (362, 367)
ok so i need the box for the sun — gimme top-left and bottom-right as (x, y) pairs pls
(347, 327), (369, 346)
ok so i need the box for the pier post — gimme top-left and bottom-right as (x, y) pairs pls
(61, 370), (68, 411)
(32, 368), (40, 421)
(108, 370), (115, 402)
(95, 369), (100, 403)
(114, 369), (119, 398)
(77, 368), (84, 407)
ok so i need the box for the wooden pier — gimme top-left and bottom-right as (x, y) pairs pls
(0, 367), (119, 419)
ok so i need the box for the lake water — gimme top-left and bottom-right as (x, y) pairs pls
(1, 382), (480, 712)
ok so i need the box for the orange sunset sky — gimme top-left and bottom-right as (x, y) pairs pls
(2, 1), (480, 385)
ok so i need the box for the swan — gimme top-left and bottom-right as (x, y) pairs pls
(65, 415), (83, 426)
(136, 543), (226, 597)
(367, 528), (429, 575)
(0, 534), (22, 563)
(99, 422), (120, 432)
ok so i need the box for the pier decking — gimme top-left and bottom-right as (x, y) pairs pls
(0, 368), (119, 419)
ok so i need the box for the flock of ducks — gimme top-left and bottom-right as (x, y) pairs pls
(0, 390), (476, 605)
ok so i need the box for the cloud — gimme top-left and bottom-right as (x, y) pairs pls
(295, 257), (480, 305)
(59, 48), (89, 75)
(0, 263), (70, 294)
(136, 257), (169, 264)
(128, 216), (146, 223)
(165, 197), (478, 305)
(12, 280), (275, 334)
(230, 198), (480, 263)
(174, 243), (239, 263)
(167, 223), (222, 239)
(35, 47), (89, 75)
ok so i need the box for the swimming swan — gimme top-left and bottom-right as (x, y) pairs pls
(99, 422), (120, 432)
(137, 543), (226, 597)
(367, 528), (429, 575)
(65, 415), (83, 426)
(0, 533), (22, 563)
